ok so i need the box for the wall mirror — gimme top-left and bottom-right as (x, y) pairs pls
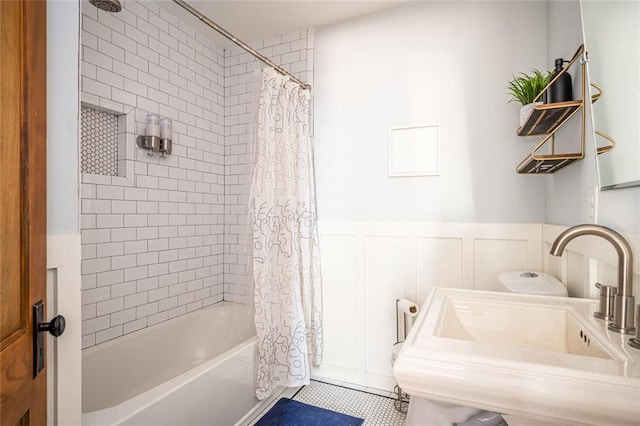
(581, 1), (640, 190)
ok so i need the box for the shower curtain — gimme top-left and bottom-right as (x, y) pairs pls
(250, 68), (323, 399)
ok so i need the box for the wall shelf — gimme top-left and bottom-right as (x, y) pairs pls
(516, 45), (587, 175)
(516, 85), (613, 174)
(516, 101), (583, 136)
(516, 143), (583, 174)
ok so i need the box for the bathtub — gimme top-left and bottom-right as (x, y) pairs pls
(82, 302), (268, 425)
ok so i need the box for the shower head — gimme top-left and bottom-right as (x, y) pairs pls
(89, 0), (122, 13)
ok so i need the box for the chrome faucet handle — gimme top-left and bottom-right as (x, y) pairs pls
(629, 306), (640, 349)
(609, 294), (636, 335)
(594, 282), (617, 321)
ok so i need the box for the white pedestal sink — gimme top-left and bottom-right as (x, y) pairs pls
(393, 288), (640, 425)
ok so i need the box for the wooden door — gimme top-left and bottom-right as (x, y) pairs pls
(0, 1), (47, 424)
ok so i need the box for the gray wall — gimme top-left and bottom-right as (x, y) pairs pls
(546, 1), (640, 233)
(48, 1), (80, 235)
(598, 188), (640, 233)
(313, 1), (549, 223)
(545, 0), (599, 227)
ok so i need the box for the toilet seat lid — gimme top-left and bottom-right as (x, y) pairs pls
(498, 271), (568, 297)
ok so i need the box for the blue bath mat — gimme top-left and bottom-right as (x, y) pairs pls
(255, 398), (364, 426)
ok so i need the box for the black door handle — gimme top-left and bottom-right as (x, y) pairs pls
(33, 301), (66, 377)
(39, 315), (66, 337)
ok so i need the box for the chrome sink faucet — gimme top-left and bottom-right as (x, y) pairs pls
(550, 224), (636, 335)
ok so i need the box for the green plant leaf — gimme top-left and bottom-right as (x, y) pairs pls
(506, 69), (552, 105)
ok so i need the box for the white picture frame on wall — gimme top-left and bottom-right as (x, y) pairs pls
(388, 124), (440, 177)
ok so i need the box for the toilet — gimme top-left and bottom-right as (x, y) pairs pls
(497, 271), (568, 297)
(405, 270), (568, 425)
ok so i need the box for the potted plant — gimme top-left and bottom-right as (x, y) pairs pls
(507, 69), (552, 126)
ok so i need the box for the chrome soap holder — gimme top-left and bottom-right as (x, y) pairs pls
(137, 113), (172, 157)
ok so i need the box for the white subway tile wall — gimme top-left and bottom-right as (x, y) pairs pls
(80, 0), (224, 349)
(222, 31), (314, 304)
(80, 0), (313, 348)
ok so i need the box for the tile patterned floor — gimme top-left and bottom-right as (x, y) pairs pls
(290, 380), (407, 425)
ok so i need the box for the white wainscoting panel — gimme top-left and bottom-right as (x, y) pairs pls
(566, 250), (587, 297)
(365, 236), (406, 377)
(542, 239), (563, 284)
(474, 239), (529, 292)
(315, 222), (638, 391)
(321, 235), (358, 370)
(314, 222), (543, 391)
(416, 237), (464, 303)
(47, 234), (82, 426)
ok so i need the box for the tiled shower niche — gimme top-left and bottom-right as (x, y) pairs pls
(81, 106), (119, 176)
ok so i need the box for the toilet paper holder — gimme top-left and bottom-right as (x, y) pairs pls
(394, 298), (419, 414)
(396, 298), (419, 343)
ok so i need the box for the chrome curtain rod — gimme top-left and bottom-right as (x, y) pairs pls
(172, 0), (311, 90)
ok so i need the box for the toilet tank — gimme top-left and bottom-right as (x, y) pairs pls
(497, 271), (568, 297)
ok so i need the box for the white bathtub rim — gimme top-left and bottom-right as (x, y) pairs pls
(82, 301), (239, 357)
(82, 337), (257, 426)
(83, 301), (253, 413)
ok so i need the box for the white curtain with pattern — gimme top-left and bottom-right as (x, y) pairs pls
(250, 67), (323, 400)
